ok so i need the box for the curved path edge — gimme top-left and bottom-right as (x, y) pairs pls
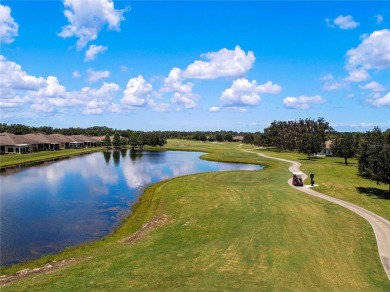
(245, 149), (390, 280)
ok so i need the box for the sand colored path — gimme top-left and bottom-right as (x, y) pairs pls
(245, 150), (390, 280)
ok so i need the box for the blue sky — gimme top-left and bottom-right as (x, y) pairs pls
(1, 1), (389, 132)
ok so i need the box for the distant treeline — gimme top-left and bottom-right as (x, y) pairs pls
(0, 123), (250, 142)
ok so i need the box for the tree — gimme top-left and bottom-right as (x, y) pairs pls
(298, 133), (323, 159)
(215, 133), (223, 142)
(120, 137), (128, 148)
(112, 132), (121, 149)
(358, 127), (390, 193)
(331, 133), (358, 165)
(103, 134), (111, 149)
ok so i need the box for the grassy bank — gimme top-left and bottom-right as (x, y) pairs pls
(0, 147), (106, 168)
(1, 140), (389, 290)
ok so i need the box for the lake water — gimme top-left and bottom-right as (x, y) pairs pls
(0, 150), (261, 266)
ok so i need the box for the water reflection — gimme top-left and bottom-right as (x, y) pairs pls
(0, 150), (261, 266)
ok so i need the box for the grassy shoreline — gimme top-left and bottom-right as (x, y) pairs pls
(0, 147), (106, 168)
(1, 140), (389, 290)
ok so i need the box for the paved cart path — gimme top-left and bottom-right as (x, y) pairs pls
(245, 149), (390, 280)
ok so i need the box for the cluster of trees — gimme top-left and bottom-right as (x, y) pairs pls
(245, 118), (333, 158)
(330, 128), (389, 192)
(102, 131), (167, 149)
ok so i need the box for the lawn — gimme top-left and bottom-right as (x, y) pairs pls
(251, 147), (390, 221)
(1, 140), (389, 290)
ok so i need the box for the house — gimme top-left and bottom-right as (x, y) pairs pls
(317, 140), (333, 156)
(23, 133), (60, 151)
(0, 133), (36, 154)
(0, 132), (103, 154)
(69, 135), (102, 148)
(232, 136), (244, 142)
(48, 134), (73, 149)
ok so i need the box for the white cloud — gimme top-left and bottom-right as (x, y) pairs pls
(326, 15), (359, 29)
(359, 81), (386, 92)
(28, 76), (67, 98)
(73, 70), (81, 78)
(84, 45), (107, 61)
(283, 95), (325, 109)
(366, 91), (390, 107)
(161, 67), (193, 93)
(161, 67), (198, 109)
(344, 69), (370, 82)
(0, 56), (122, 116)
(220, 78), (281, 107)
(375, 14), (383, 25)
(121, 75), (152, 107)
(346, 29), (390, 71)
(58, 0), (127, 49)
(0, 4), (18, 44)
(147, 99), (171, 112)
(209, 106), (221, 112)
(87, 69), (110, 83)
(0, 55), (46, 90)
(70, 82), (120, 114)
(170, 92), (198, 109)
(182, 46), (255, 79)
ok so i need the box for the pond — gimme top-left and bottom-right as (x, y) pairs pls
(0, 150), (261, 266)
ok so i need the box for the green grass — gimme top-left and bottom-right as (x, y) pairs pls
(252, 147), (390, 221)
(0, 147), (106, 168)
(1, 140), (389, 291)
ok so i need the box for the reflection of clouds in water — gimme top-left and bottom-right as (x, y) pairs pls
(1, 154), (119, 196)
(122, 159), (153, 188)
(171, 160), (197, 177)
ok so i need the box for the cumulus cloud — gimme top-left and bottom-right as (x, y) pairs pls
(87, 69), (110, 83)
(346, 29), (390, 71)
(0, 55), (46, 90)
(0, 4), (18, 44)
(283, 95), (325, 109)
(182, 46), (255, 79)
(220, 78), (281, 107)
(69, 82), (120, 114)
(326, 15), (359, 29)
(170, 92), (198, 109)
(160, 67), (198, 109)
(366, 91), (390, 107)
(0, 56), (122, 115)
(84, 44), (107, 61)
(161, 67), (194, 93)
(58, 0), (127, 49)
(121, 75), (152, 107)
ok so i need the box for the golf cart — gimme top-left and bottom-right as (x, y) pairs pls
(292, 172), (304, 187)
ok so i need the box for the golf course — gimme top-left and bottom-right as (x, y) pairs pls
(1, 140), (390, 291)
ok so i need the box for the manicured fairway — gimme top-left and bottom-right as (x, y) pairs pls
(1, 141), (389, 290)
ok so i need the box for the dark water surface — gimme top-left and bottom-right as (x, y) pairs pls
(0, 150), (261, 266)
